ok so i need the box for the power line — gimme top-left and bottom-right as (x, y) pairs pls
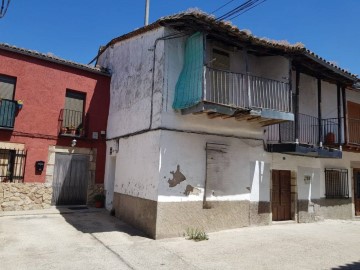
(228, 0), (266, 20)
(216, 0), (266, 21)
(211, 0), (237, 14)
(0, 0), (11, 19)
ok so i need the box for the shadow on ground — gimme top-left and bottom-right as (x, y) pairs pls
(57, 206), (147, 237)
(332, 261), (360, 270)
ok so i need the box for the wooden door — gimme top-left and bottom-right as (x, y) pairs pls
(272, 170), (291, 221)
(347, 101), (360, 144)
(52, 154), (89, 205)
(354, 169), (360, 216)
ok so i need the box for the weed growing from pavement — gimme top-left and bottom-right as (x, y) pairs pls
(184, 228), (209, 241)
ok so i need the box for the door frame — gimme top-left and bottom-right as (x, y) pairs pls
(353, 168), (360, 216)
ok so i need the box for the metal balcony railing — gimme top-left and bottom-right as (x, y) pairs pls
(205, 67), (292, 113)
(267, 114), (343, 146)
(0, 99), (17, 129)
(58, 109), (87, 137)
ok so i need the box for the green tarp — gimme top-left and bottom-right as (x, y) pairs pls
(173, 32), (204, 110)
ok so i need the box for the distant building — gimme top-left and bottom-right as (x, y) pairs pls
(0, 43), (110, 210)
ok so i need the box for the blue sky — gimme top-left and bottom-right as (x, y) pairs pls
(1, 0), (359, 75)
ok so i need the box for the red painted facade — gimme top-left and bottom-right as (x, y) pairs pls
(0, 49), (110, 183)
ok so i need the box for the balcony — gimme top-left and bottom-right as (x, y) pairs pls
(175, 67), (293, 125)
(58, 109), (87, 138)
(0, 99), (17, 129)
(266, 113), (342, 158)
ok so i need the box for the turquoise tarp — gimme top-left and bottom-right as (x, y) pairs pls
(173, 32), (204, 110)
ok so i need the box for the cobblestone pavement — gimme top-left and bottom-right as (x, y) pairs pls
(1, 208), (360, 270)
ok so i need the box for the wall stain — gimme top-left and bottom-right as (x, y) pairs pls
(184, 185), (201, 196)
(168, 165), (186, 187)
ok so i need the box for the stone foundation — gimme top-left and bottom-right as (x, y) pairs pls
(156, 200), (251, 239)
(113, 192), (157, 238)
(112, 193), (271, 239)
(0, 183), (52, 211)
(298, 198), (352, 223)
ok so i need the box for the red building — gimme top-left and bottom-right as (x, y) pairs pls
(0, 43), (110, 210)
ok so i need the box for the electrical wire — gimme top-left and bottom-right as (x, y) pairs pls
(216, 0), (266, 21)
(210, 0), (237, 14)
(228, 0), (266, 20)
(0, 0), (11, 18)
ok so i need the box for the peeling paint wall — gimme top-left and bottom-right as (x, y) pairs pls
(97, 27), (166, 139)
(158, 130), (270, 203)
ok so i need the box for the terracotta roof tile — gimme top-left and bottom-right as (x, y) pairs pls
(0, 43), (110, 76)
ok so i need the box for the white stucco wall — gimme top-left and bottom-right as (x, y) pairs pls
(321, 81), (338, 119)
(298, 73), (318, 117)
(97, 27), (166, 139)
(346, 88), (360, 105)
(157, 130), (270, 203)
(107, 131), (161, 202)
(257, 56), (289, 82)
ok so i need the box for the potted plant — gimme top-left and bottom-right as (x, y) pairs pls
(94, 193), (105, 208)
(69, 125), (76, 135)
(60, 126), (68, 134)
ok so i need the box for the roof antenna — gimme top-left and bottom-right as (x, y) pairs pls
(145, 0), (150, 25)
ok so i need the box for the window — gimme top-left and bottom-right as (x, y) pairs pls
(0, 75), (16, 100)
(212, 49), (230, 70)
(0, 149), (26, 183)
(0, 75), (17, 129)
(325, 169), (349, 198)
(60, 90), (86, 136)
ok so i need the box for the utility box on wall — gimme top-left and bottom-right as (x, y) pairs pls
(35, 161), (45, 172)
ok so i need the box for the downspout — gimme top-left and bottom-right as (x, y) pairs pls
(148, 32), (189, 130)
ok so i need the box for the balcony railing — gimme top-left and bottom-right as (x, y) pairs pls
(267, 114), (343, 146)
(0, 99), (17, 129)
(348, 118), (360, 145)
(205, 67), (292, 113)
(58, 109), (87, 137)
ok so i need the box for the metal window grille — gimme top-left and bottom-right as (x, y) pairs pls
(0, 149), (26, 183)
(325, 169), (349, 199)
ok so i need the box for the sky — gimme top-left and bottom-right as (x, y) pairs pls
(0, 0), (359, 75)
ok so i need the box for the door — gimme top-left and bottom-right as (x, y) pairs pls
(52, 154), (89, 205)
(272, 170), (291, 221)
(347, 101), (360, 144)
(354, 169), (360, 216)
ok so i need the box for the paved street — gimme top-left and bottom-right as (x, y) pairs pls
(1, 208), (360, 270)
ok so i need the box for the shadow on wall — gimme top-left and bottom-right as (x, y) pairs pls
(57, 208), (146, 237)
(331, 261), (360, 270)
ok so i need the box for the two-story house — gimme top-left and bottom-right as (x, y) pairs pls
(97, 11), (359, 238)
(0, 43), (110, 210)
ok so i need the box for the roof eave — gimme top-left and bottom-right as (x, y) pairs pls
(0, 45), (110, 77)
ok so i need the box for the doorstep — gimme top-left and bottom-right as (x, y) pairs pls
(271, 220), (297, 225)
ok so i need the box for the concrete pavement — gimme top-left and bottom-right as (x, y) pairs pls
(1, 208), (360, 270)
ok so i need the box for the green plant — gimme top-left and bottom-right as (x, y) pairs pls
(184, 228), (209, 241)
(94, 193), (105, 202)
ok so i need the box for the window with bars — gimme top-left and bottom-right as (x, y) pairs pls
(324, 169), (349, 199)
(0, 149), (26, 183)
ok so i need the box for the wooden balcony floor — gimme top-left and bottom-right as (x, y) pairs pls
(182, 102), (294, 127)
